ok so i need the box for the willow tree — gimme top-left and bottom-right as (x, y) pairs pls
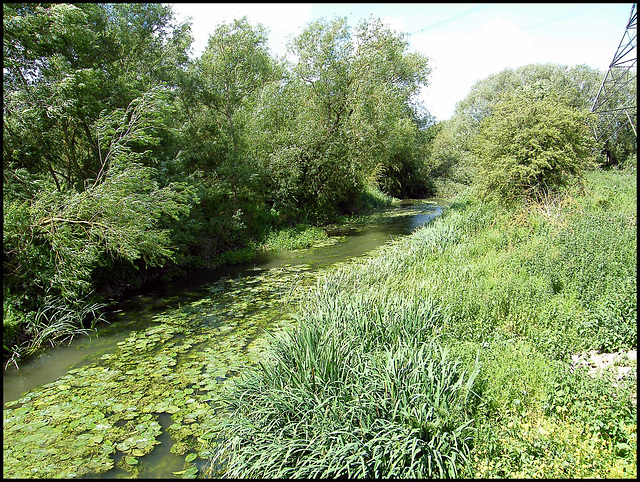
(3, 3), (191, 192)
(347, 18), (432, 198)
(3, 3), (195, 363)
(179, 17), (280, 200)
(248, 17), (432, 222)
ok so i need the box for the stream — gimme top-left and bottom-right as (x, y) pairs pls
(3, 200), (446, 479)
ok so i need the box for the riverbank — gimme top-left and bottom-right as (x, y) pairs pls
(210, 167), (637, 478)
(2, 186), (403, 369)
(3, 199), (447, 478)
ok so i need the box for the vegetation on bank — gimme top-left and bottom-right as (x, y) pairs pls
(2, 2), (637, 478)
(3, 4), (635, 368)
(210, 166), (636, 478)
(3, 4), (430, 365)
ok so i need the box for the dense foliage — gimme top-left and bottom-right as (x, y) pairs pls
(3, 3), (196, 361)
(3, 4), (435, 363)
(3, 2), (633, 365)
(471, 87), (597, 202)
(212, 167), (636, 478)
(427, 63), (637, 194)
(2, 2), (636, 478)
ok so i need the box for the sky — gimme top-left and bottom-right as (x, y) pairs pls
(167, 3), (635, 121)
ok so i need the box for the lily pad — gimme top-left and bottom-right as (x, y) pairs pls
(183, 465), (199, 478)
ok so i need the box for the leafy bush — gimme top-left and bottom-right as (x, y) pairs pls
(468, 360), (637, 478)
(471, 87), (597, 203)
(544, 364), (637, 445)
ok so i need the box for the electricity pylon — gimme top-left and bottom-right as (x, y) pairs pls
(590, 3), (637, 144)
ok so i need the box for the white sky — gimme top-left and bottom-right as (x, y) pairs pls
(167, 3), (635, 121)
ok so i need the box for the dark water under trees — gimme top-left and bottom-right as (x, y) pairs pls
(3, 200), (445, 479)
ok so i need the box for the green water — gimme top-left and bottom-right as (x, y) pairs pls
(3, 201), (445, 479)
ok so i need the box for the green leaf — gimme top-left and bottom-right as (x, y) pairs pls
(183, 465), (199, 478)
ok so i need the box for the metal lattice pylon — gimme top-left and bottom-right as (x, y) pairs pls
(590, 3), (637, 143)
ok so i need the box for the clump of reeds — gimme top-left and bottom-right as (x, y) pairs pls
(211, 284), (480, 478)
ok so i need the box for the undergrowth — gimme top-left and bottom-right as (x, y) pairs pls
(260, 224), (328, 251)
(208, 167), (636, 478)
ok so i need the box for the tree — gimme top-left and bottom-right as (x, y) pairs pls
(170, 17), (282, 257)
(3, 89), (196, 361)
(252, 16), (432, 221)
(3, 3), (191, 192)
(428, 63), (612, 195)
(453, 64), (604, 127)
(347, 18), (431, 198)
(471, 87), (597, 202)
(3, 3), (195, 362)
(180, 17), (279, 198)
(422, 120), (473, 196)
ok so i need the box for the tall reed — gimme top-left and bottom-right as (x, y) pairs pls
(211, 287), (480, 478)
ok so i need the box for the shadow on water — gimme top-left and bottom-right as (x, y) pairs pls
(3, 200), (447, 478)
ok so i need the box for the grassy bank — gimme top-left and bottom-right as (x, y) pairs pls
(212, 187), (400, 264)
(208, 167), (637, 478)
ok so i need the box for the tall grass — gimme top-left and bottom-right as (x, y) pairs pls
(209, 167), (636, 478)
(211, 288), (480, 478)
(261, 224), (328, 251)
(4, 293), (107, 369)
(358, 184), (399, 210)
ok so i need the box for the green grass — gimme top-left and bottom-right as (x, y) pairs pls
(211, 289), (480, 478)
(358, 184), (400, 210)
(208, 167), (637, 478)
(260, 224), (329, 252)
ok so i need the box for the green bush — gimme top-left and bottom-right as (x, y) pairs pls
(471, 87), (597, 203)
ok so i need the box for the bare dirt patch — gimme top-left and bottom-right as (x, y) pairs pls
(570, 349), (637, 406)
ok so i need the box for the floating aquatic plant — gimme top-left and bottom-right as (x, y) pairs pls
(3, 263), (318, 478)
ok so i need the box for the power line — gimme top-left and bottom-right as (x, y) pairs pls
(524, 5), (594, 31)
(408, 4), (491, 36)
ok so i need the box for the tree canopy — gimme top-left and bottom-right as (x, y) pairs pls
(426, 63), (636, 196)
